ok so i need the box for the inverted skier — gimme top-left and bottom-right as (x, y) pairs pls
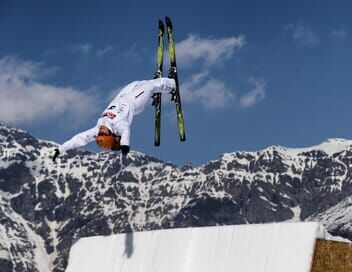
(52, 77), (176, 162)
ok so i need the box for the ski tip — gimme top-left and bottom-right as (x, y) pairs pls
(165, 16), (172, 25)
(158, 20), (165, 30)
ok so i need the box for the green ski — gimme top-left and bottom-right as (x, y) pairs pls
(152, 20), (165, 146)
(165, 16), (186, 142)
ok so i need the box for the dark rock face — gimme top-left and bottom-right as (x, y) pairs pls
(0, 163), (34, 194)
(162, 194), (246, 227)
(0, 259), (13, 271)
(1, 123), (352, 271)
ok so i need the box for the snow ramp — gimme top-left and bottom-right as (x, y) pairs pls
(65, 222), (351, 272)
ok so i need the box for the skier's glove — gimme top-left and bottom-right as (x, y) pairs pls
(53, 148), (60, 162)
(121, 145), (130, 155)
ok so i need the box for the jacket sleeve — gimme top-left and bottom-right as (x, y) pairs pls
(113, 120), (131, 146)
(59, 127), (99, 153)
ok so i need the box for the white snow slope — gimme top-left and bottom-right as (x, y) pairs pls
(65, 222), (329, 272)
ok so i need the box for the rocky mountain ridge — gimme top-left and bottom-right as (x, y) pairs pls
(1, 123), (352, 271)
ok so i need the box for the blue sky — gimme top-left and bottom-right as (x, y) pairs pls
(1, 0), (352, 166)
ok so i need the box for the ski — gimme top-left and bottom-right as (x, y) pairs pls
(152, 20), (165, 146)
(165, 16), (186, 142)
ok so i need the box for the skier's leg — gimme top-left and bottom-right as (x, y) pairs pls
(130, 78), (175, 114)
(150, 78), (176, 94)
(132, 89), (154, 115)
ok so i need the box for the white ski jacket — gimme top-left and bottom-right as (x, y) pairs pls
(59, 77), (176, 153)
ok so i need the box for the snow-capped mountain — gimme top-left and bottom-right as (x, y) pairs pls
(1, 122), (352, 271)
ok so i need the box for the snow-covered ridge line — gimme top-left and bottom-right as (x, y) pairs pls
(2, 122), (351, 168)
(272, 138), (352, 157)
(201, 138), (352, 170)
(229, 138), (352, 157)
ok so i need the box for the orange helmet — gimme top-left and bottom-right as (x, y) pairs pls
(96, 135), (121, 150)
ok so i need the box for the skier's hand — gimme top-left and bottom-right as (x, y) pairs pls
(52, 148), (60, 162)
(121, 145), (130, 155)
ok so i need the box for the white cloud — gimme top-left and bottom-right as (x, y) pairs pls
(181, 71), (235, 110)
(332, 26), (347, 39)
(240, 78), (266, 108)
(70, 43), (114, 57)
(0, 56), (57, 80)
(285, 23), (318, 46)
(176, 34), (245, 67)
(70, 43), (94, 54)
(167, 34), (245, 110)
(122, 43), (144, 62)
(0, 56), (100, 125)
(97, 45), (114, 58)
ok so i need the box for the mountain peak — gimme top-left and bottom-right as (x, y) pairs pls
(284, 138), (352, 157)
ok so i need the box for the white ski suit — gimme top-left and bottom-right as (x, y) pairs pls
(59, 78), (176, 153)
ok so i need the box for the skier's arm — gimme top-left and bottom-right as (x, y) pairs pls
(111, 120), (130, 155)
(113, 121), (130, 147)
(148, 77), (176, 93)
(59, 127), (99, 153)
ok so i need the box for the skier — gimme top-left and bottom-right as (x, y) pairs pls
(52, 77), (176, 162)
